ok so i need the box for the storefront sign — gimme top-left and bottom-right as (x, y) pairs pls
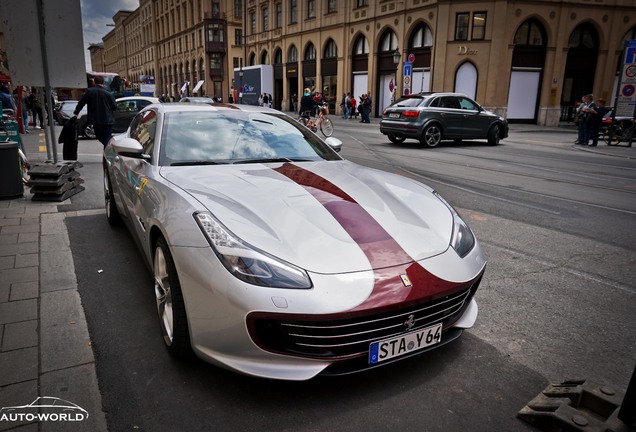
(458, 46), (478, 55)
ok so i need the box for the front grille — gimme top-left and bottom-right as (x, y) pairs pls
(247, 279), (480, 360)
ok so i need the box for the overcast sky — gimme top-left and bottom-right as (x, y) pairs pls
(80, 0), (139, 70)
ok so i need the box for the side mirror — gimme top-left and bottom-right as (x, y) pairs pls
(325, 136), (343, 152)
(112, 137), (144, 156)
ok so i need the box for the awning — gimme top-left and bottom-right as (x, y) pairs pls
(193, 80), (205, 93)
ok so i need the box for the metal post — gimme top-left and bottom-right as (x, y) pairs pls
(617, 363), (636, 425)
(36, 0), (56, 162)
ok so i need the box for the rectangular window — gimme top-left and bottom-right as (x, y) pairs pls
(307, 0), (315, 18)
(234, 0), (242, 18)
(275, 3), (282, 28)
(455, 13), (469, 41)
(356, 0), (366, 7)
(328, 0), (336, 13)
(207, 24), (224, 43)
(262, 7), (269, 31)
(472, 12), (487, 40)
(289, 0), (297, 24)
(235, 28), (242, 46)
(209, 53), (222, 70)
(251, 12), (256, 34)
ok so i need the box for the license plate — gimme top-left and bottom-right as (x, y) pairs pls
(389, 113), (401, 118)
(369, 323), (442, 364)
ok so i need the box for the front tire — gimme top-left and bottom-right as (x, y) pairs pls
(487, 124), (501, 146)
(320, 117), (334, 137)
(420, 124), (442, 148)
(154, 237), (192, 358)
(388, 134), (406, 144)
(103, 165), (122, 226)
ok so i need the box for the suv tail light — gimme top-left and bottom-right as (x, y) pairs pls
(402, 111), (420, 118)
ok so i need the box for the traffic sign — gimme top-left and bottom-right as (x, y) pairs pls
(408, 53), (415, 63)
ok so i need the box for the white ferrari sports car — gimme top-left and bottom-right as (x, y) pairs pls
(103, 102), (486, 380)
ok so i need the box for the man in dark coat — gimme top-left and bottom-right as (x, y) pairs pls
(73, 75), (117, 146)
(58, 116), (79, 160)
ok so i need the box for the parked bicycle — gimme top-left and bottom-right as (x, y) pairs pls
(599, 113), (635, 145)
(297, 104), (334, 137)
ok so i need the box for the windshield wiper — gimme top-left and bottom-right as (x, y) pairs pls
(232, 157), (296, 164)
(170, 160), (222, 166)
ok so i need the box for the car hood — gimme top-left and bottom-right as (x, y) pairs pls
(160, 160), (453, 274)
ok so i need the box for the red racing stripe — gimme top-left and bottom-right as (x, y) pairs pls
(273, 163), (467, 311)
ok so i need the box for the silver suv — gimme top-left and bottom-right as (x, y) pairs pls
(380, 92), (508, 147)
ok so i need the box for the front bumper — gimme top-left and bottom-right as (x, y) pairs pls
(171, 240), (486, 381)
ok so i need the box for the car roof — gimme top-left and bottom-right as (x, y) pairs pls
(116, 96), (160, 102)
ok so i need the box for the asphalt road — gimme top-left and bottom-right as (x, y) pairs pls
(47, 118), (636, 431)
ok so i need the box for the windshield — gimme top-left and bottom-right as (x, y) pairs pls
(159, 111), (342, 166)
(392, 96), (429, 107)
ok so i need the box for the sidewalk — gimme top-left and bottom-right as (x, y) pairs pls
(0, 128), (107, 431)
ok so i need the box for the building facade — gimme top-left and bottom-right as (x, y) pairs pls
(96, 0), (636, 125)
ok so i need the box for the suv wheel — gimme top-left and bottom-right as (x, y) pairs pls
(487, 124), (501, 146)
(421, 124), (442, 148)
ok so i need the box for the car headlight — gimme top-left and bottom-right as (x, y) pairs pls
(433, 192), (476, 258)
(194, 212), (312, 289)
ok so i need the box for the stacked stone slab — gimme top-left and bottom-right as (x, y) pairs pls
(29, 162), (85, 202)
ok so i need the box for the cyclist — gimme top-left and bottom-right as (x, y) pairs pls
(298, 88), (315, 122)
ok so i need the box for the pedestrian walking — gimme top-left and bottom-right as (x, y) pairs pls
(28, 89), (44, 128)
(73, 75), (117, 147)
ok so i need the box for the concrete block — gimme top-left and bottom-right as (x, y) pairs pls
(40, 213), (65, 236)
(0, 224), (40, 235)
(40, 233), (75, 293)
(0, 347), (38, 386)
(0, 380), (38, 431)
(0, 234), (18, 245)
(0, 218), (21, 227)
(40, 290), (94, 373)
(2, 320), (37, 351)
(0, 256), (14, 270)
(40, 364), (108, 432)
(0, 242), (38, 258)
(9, 282), (38, 301)
(17, 233), (38, 244)
(15, 254), (38, 269)
(0, 267), (39, 285)
(0, 299), (37, 325)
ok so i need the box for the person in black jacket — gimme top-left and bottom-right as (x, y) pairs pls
(73, 75), (117, 146)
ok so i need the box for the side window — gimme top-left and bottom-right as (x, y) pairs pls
(429, 97), (441, 108)
(440, 96), (460, 109)
(130, 110), (158, 156)
(458, 97), (478, 110)
(116, 101), (131, 111)
(138, 100), (152, 109)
